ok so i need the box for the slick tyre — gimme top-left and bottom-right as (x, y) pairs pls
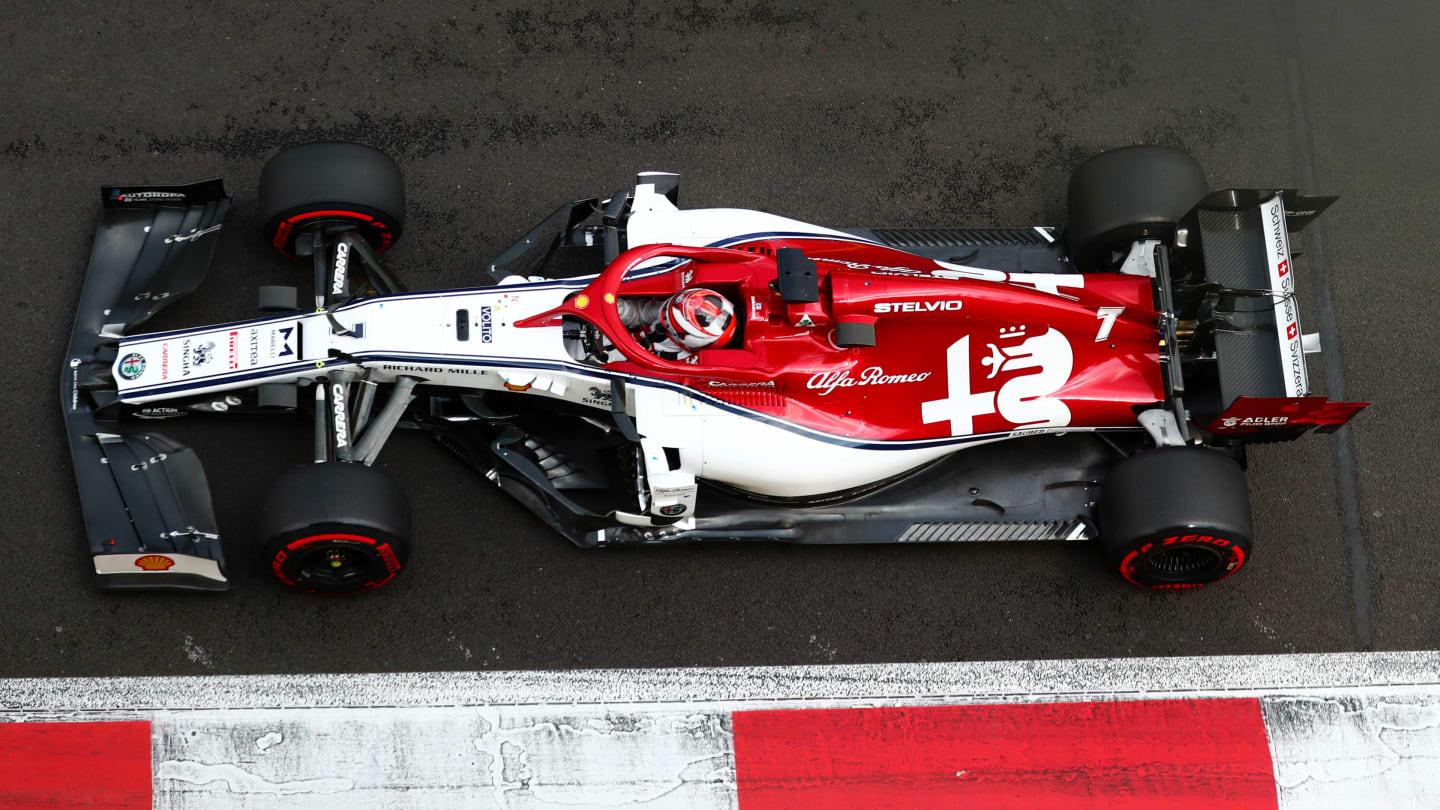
(258, 462), (412, 594)
(1099, 447), (1253, 589)
(1066, 145), (1208, 272)
(258, 142), (405, 257)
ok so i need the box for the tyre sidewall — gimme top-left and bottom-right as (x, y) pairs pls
(265, 522), (408, 594)
(264, 203), (400, 257)
(1113, 527), (1249, 589)
(1099, 447), (1254, 589)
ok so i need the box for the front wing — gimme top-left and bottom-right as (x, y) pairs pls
(61, 180), (231, 591)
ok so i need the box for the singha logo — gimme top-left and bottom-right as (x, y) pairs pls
(190, 340), (216, 368)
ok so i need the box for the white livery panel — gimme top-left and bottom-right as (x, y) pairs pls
(107, 178), (1112, 500)
(1259, 194), (1308, 397)
(113, 317), (313, 395)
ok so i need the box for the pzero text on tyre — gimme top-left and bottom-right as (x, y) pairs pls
(257, 142), (405, 257)
(258, 462), (412, 594)
(1099, 447), (1254, 589)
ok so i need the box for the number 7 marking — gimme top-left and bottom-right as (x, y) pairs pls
(1095, 307), (1124, 342)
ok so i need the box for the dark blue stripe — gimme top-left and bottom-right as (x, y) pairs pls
(124, 360), (323, 397)
(353, 349), (1106, 452)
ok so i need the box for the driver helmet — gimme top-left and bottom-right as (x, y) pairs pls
(659, 287), (737, 351)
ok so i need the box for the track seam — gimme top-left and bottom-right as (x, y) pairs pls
(7, 651), (1440, 712)
(1274, 0), (1370, 649)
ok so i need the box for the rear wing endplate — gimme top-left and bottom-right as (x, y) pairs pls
(1189, 189), (1327, 404)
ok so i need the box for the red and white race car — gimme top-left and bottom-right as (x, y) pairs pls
(62, 142), (1365, 593)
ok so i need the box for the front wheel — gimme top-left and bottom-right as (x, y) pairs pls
(257, 142), (406, 258)
(258, 462), (412, 594)
(1099, 447), (1254, 589)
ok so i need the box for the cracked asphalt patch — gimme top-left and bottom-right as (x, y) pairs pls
(1, 0), (1435, 677)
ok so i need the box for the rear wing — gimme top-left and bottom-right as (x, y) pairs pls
(1182, 189), (1366, 438)
(61, 180), (232, 591)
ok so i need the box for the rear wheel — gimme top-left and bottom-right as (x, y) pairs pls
(257, 142), (405, 258)
(1066, 145), (1208, 272)
(258, 462), (412, 594)
(1099, 447), (1253, 589)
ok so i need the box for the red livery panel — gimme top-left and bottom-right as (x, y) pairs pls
(1208, 395), (1370, 435)
(576, 239), (1164, 442)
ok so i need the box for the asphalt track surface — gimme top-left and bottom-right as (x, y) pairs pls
(1, 1), (1435, 677)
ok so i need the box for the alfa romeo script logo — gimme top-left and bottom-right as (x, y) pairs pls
(118, 352), (147, 380)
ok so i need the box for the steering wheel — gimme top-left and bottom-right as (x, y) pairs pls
(515, 243), (775, 382)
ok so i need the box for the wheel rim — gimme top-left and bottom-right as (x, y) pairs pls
(1145, 545), (1226, 582)
(295, 544), (378, 588)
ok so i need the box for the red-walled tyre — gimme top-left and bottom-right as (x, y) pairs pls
(1099, 447), (1254, 589)
(257, 462), (412, 594)
(257, 142), (405, 258)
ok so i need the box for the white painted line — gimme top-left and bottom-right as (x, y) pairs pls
(3, 650), (1439, 712)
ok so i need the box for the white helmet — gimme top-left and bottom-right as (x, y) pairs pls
(659, 288), (737, 350)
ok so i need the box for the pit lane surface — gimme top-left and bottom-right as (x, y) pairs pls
(1, 1), (1433, 677)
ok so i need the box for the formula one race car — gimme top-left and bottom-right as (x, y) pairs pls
(62, 142), (1366, 594)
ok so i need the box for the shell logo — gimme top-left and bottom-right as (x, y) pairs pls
(134, 554), (176, 571)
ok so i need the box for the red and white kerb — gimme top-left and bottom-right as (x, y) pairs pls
(3, 652), (1438, 807)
